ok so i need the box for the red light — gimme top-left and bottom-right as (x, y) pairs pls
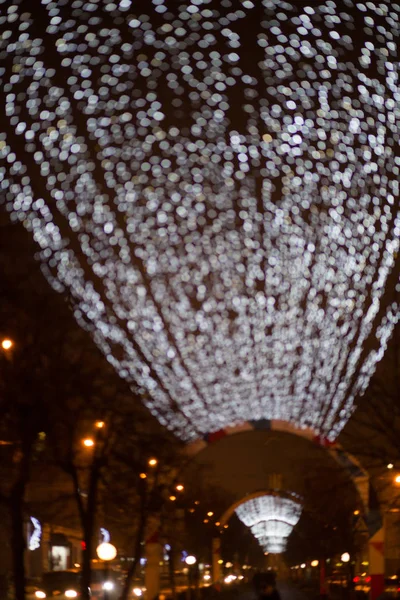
(365, 577), (371, 583)
(353, 577), (360, 583)
(81, 541), (86, 550)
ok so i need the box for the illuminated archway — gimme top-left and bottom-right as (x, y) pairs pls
(186, 420), (369, 512)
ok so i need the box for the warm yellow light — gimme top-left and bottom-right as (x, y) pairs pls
(140, 473), (147, 479)
(353, 510), (360, 516)
(224, 524), (229, 529)
(311, 560), (319, 568)
(95, 421), (105, 429)
(207, 511), (214, 517)
(189, 508), (195, 513)
(83, 438), (94, 448)
(96, 542), (117, 561)
(176, 484), (184, 492)
(215, 522), (220, 527)
(169, 495), (176, 502)
(218, 560), (223, 565)
(1, 339), (13, 350)
(394, 475), (400, 485)
(148, 458), (158, 467)
(194, 500), (200, 505)
(388, 463), (394, 469)
(203, 519), (209, 524)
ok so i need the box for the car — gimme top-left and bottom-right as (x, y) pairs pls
(35, 570), (83, 599)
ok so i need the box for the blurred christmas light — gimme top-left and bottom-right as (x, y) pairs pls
(0, 2), (399, 442)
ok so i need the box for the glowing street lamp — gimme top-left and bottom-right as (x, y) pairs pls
(311, 560), (319, 568)
(96, 543), (117, 600)
(341, 553), (350, 563)
(95, 421), (105, 429)
(83, 438), (95, 448)
(387, 464), (394, 470)
(1, 339), (13, 351)
(176, 484), (184, 492)
(148, 458), (158, 467)
(185, 556), (197, 566)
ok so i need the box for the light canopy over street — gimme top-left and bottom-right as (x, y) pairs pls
(0, 0), (399, 442)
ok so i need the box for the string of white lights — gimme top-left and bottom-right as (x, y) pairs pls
(0, 1), (399, 441)
(235, 495), (302, 554)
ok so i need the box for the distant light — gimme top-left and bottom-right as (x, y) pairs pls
(169, 495), (177, 502)
(74, 564), (80, 568)
(203, 519), (209, 524)
(224, 525), (229, 529)
(83, 438), (94, 448)
(95, 421), (105, 429)
(301, 564), (306, 569)
(35, 592), (46, 599)
(203, 574), (211, 581)
(1, 339), (13, 351)
(102, 582), (114, 591)
(148, 458), (158, 467)
(341, 553), (350, 563)
(207, 512), (214, 517)
(65, 591), (78, 598)
(176, 484), (184, 492)
(194, 501), (200, 505)
(394, 475), (400, 485)
(353, 510), (360, 516)
(311, 560), (319, 568)
(215, 522), (221, 527)
(225, 562), (233, 568)
(140, 473), (147, 479)
(185, 555), (197, 566)
(189, 508), (195, 513)
(133, 589), (143, 597)
(388, 464), (394, 469)
(218, 560), (224, 565)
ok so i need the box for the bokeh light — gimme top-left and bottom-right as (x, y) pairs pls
(0, 1), (399, 441)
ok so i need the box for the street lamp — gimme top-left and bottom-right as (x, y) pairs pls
(1, 338), (13, 351)
(341, 553), (350, 563)
(96, 543), (117, 600)
(185, 556), (197, 600)
(83, 438), (95, 448)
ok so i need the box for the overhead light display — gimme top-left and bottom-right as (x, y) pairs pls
(0, 1), (399, 441)
(236, 494), (302, 554)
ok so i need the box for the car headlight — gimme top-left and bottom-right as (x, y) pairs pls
(35, 591), (46, 599)
(102, 582), (114, 591)
(65, 590), (78, 598)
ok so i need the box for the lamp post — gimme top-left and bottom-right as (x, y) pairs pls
(96, 543), (117, 600)
(185, 556), (197, 600)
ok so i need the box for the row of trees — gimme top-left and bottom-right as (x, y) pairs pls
(0, 220), (193, 600)
(0, 218), (264, 600)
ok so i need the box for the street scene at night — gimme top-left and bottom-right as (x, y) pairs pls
(0, 1), (399, 600)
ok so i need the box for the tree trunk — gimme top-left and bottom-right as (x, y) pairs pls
(10, 490), (26, 600)
(119, 490), (147, 600)
(80, 528), (93, 600)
